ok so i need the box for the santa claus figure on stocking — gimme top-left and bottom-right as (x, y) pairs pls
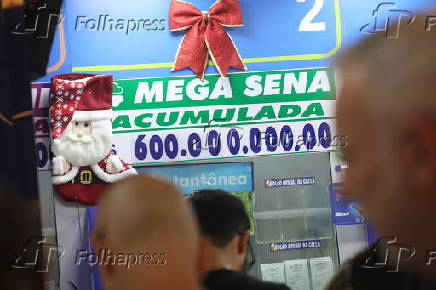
(49, 73), (137, 205)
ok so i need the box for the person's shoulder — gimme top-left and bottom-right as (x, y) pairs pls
(204, 269), (290, 290)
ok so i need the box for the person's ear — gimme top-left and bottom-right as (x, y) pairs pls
(399, 115), (436, 199)
(100, 263), (116, 283)
(237, 230), (250, 255)
(92, 235), (116, 287)
(196, 236), (209, 275)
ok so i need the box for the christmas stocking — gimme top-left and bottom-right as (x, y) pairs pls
(49, 73), (137, 205)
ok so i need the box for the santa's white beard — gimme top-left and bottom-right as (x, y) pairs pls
(52, 119), (113, 167)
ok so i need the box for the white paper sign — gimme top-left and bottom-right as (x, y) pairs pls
(284, 259), (310, 290)
(260, 263), (286, 284)
(310, 256), (334, 290)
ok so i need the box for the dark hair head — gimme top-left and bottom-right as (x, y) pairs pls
(189, 189), (250, 248)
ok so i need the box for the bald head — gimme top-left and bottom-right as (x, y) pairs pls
(336, 12), (436, 279)
(96, 175), (197, 246)
(94, 175), (200, 290)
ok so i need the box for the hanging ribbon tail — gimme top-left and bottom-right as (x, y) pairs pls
(172, 22), (209, 79)
(206, 21), (246, 77)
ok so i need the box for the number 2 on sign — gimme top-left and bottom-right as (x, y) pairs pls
(297, 0), (326, 31)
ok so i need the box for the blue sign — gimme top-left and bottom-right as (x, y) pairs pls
(35, 0), (436, 82)
(136, 162), (253, 195)
(269, 240), (321, 252)
(65, 0), (339, 79)
(329, 183), (365, 225)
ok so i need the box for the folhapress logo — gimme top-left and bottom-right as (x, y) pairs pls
(75, 15), (166, 35)
(362, 237), (436, 272)
(11, 2), (63, 38)
(360, 2), (415, 38)
(361, 237), (415, 272)
(11, 236), (65, 273)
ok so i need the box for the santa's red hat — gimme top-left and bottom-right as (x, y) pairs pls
(49, 73), (113, 141)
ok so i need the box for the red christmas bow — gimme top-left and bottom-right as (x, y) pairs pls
(169, 0), (246, 79)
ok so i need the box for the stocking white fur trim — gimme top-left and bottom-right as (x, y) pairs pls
(52, 166), (80, 185)
(90, 163), (137, 183)
(73, 110), (112, 121)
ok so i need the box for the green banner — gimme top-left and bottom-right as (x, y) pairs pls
(113, 67), (336, 111)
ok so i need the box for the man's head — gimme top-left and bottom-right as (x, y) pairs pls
(336, 13), (436, 272)
(52, 119), (112, 166)
(189, 189), (251, 274)
(94, 175), (200, 290)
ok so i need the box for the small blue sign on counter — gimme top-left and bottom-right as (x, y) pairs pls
(265, 176), (316, 188)
(137, 162), (253, 195)
(329, 183), (365, 225)
(270, 240), (321, 252)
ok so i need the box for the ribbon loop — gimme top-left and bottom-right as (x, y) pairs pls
(209, 0), (243, 26)
(169, 0), (246, 79)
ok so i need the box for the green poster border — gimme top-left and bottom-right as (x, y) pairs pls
(72, 0), (342, 72)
